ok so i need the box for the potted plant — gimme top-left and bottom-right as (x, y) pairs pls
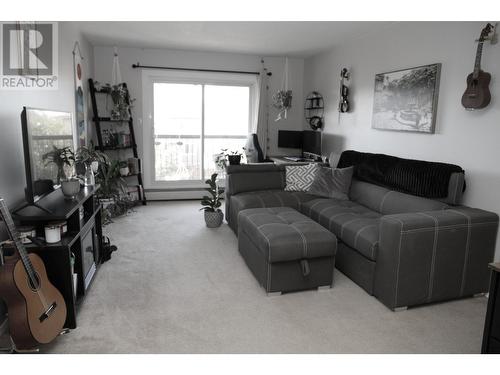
(76, 142), (109, 173)
(223, 149), (243, 166)
(200, 173), (224, 228)
(42, 146), (80, 199)
(96, 159), (127, 203)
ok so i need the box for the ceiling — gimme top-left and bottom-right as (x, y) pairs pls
(76, 21), (397, 57)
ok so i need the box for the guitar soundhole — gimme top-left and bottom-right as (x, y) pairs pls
(27, 272), (41, 291)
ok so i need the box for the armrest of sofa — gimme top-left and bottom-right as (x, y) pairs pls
(374, 207), (499, 310)
(224, 164), (285, 222)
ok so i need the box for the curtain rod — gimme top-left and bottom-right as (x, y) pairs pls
(132, 63), (272, 76)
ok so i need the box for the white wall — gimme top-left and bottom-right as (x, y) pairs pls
(93, 46), (305, 172)
(0, 21), (94, 328)
(303, 21), (500, 260)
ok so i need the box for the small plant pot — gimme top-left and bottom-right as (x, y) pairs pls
(228, 155), (241, 165)
(61, 179), (81, 200)
(99, 197), (116, 209)
(204, 209), (223, 228)
(119, 166), (130, 176)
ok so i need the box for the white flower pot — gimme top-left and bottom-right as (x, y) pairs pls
(119, 166), (130, 176)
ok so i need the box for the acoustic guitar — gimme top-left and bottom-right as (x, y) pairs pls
(461, 23), (494, 110)
(0, 198), (67, 350)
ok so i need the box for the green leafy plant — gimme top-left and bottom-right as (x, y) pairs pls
(221, 148), (244, 156)
(96, 159), (127, 200)
(42, 146), (75, 184)
(200, 173), (223, 212)
(75, 142), (109, 166)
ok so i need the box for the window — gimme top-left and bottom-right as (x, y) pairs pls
(143, 70), (255, 189)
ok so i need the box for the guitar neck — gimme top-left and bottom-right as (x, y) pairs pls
(473, 41), (484, 77)
(0, 199), (37, 279)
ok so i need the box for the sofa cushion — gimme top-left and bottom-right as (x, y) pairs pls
(284, 163), (319, 192)
(238, 207), (337, 263)
(301, 198), (381, 260)
(349, 180), (449, 215)
(229, 190), (318, 231)
(308, 166), (354, 200)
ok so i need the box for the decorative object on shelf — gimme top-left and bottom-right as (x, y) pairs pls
(0, 198), (67, 350)
(338, 68), (350, 113)
(200, 173), (224, 228)
(462, 23), (495, 110)
(44, 223), (62, 244)
(73, 41), (87, 147)
(119, 161), (130, 177)
(17, 226), (36, 244)
(82, 165), (95, 187)
(127, 157), (140, 175)
(304, 91), (324, 130)
(372, 63), (441, 134)
(273, 57), (292, 121)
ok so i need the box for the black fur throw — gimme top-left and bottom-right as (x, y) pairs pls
(337, 150), (465, 199)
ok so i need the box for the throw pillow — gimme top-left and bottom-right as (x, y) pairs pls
(308, 166), (354, 200)
(284, 164), (319, 192)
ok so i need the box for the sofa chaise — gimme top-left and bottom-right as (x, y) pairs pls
(225, 150), (499, 310)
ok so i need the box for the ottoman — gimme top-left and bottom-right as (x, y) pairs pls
(238, 207), (337, 294)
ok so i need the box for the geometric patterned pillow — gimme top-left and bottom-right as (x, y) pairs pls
(284, 163), (320, 192)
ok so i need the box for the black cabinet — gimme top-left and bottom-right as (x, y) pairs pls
(12, 185), (103, 329)
(482, 263), (500, 354)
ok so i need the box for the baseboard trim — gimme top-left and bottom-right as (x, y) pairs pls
(145, 190), (206, 200)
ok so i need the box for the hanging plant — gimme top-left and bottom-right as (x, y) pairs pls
(110, 83), (131, 121)
(273, 90), (293, 115)
(273, 57), (292, 121)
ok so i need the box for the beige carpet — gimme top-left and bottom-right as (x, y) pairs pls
(44, 201), (488, 353)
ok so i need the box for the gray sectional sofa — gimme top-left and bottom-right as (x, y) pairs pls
(225, 151), (499, 310)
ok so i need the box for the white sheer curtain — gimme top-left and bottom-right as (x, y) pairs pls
(246, 68), (269, 162)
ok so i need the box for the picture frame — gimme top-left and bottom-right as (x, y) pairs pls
(371, 63), (441, 134)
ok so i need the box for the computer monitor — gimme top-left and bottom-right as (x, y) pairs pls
(278, 130), (303, 149)
(302, 130), (321, 157)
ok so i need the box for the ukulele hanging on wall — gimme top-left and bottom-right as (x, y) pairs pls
(339, 68), (350, 113)
(461, 23), (495, 110)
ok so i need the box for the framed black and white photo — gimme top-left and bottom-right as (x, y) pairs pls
(372, 63), (441, 133)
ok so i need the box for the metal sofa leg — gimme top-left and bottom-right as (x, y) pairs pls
(267, 291), (282, 297)
(393, 306), (408, 312)
(317, 285), (332, 291)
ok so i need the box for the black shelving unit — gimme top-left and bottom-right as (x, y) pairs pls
(88, 79), (146, 205)
(12, 186), (103, 329)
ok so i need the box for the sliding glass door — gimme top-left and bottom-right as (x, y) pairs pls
(148, 75), (252, 188)
(153, 82), (203, 181)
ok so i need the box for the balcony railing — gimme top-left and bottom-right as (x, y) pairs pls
(154, 134), (246, 181)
